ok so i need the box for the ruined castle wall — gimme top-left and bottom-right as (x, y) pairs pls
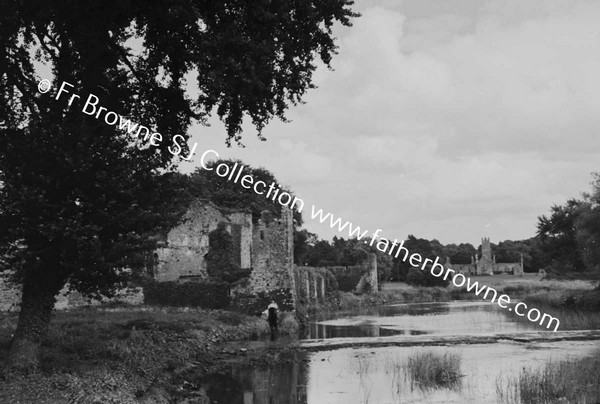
(312, 254), (378, 294)
(449, 264), (475, 275)
(477, 256), (494, 275)
(514, 264), (524, 276)
(228, 212), (253, 269)
(294, 266), (336, 304)
(366, 253), (378, 292)
(250, 208), (295, 296)
(154, 200), (252, 282)
(1, 272), (143, 312)
(496, 263), (523, 276)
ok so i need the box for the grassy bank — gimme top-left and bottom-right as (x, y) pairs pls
(514, 289), (600, 330)
(301, 286), (451, 317)
(0, 306), (298, 403)
(445, 275), (595, 301)
(496, 351), (600, 403)
(338, 286), (450, 309)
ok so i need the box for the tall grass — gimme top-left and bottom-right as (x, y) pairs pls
(496, 352), (600, 404)
(335, 287), (450, 310)
(402, 350), (463, 390)
(448, 276), (595, 301)
(514, 290), (600, 330)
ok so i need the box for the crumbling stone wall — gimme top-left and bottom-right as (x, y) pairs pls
(444, 239), (524, 276)
(249, 208), (296, 299)
(495, 263), (524, 276)
(1, 273), (143, 312)
(294, 266), (337, 304)
(297, 253), (377, 297)
(365, 252), (378, 292)
(154, 200), (252, 282)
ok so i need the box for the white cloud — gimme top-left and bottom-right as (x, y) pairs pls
(183, 0), (600, 246)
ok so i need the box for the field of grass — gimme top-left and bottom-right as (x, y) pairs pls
(379, 275), (600, 331)
(335, 275), (597, 313)
(0, 306), (298, 403)
(340, 286), (450, 307)
(496, 350), (600, 403)
(441, 273), (596, 301)
(513, 288), (600, 330)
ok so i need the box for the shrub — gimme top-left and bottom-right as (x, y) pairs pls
(406, 268), (425, 286)
(232, 288), (295, 314)
(328, 266), (365, 292)
(405, 268), (449, 287)
(279, 312), (299, 334)
(143, 281), (230, 309)
(354, 274), (372, 295)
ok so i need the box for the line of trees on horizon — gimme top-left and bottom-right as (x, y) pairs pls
(177, 165), (600, 286)
(295, 172), (600, 284)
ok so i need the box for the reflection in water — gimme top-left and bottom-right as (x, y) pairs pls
(304, 322), (427, 339)
(190, 302), (597, 404)
(191, 351), (309, 404)
(193, 343), (600, 404)
(306, 342), (599, 404)
(305, 301), (539, 339)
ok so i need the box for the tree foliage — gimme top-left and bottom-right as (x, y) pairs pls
(537, 199), (588, 272)
(0, 0), (357, 369)
(536, 173), (600, 273)
(189, 159), (303, 226)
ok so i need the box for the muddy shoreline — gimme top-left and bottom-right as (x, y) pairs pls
(298, 329), (600, 351)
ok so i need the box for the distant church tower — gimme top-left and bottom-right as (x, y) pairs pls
(477, 237), (494, 275)
(481, 237), (492, 260)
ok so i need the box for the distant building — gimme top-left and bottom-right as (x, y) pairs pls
(445, 237), (524, 276)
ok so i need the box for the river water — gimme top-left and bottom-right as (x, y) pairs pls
(189, 301), (600, 404)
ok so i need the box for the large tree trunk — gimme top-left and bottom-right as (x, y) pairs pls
(6, 276), (62, 370)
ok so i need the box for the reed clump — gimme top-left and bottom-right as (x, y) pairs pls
(403, 350), (463, 390)
(497, 352), (600, 404)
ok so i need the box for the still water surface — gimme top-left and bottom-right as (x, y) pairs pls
(304, 301), (539, 339)
(191, 301), (599, 404)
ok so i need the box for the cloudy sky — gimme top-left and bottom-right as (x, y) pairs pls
(181, 0), (600, 247)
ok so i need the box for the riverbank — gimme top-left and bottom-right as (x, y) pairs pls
(304, 275), (596, 315)
(497, 349), (600, 403)
(443, 274), (595, 300)
(515, 287), (600, 330)
(301, 285), (451, 317)
(0, 306), (299, 403)
(2, 276), (598, 402)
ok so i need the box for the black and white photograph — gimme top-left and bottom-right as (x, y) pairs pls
(2, 0), (600, 403)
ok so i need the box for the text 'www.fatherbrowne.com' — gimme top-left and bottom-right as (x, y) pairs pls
(37, 77), (560, 332)
(198, 154), (560, 332)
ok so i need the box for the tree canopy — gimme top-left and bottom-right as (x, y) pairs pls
(537, 173), (600, 273)
(189, 158), (303, 226)
(0, 0), (357, 369)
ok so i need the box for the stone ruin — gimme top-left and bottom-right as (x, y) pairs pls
(444, 237), (524, 276)
(0, 274), (143, 312)
(1, 198), (378, 312)
(155, 199), (297, 309)
(155, 199), (377, 310)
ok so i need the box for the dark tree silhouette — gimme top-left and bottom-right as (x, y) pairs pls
(0, 0), (357, 369)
